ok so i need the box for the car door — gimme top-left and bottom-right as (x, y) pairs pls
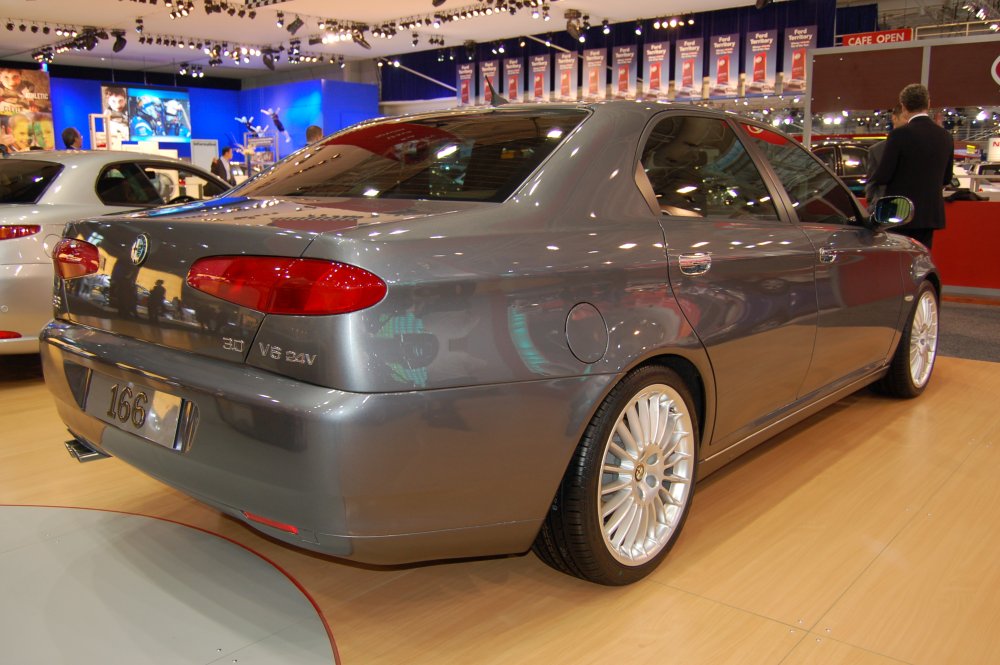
(740, 124), (903, 397)
(636, 113), (818, 450)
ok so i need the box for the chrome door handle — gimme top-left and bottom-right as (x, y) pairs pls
(819, 247), (838, 263)
(678, 252), (712, 276)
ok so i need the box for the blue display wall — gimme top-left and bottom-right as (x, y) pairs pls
(47, 74), (377, 157)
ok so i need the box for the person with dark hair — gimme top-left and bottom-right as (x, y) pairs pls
(305, 125), (323, 144)
(61, 126), (82, 150)
(211, 146), (236, 186)
(864, 104), (907, 204)
(869, 83), (953, 249)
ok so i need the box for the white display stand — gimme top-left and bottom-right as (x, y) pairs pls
(244, 132), (277, 177)
(191, 139), (218, 172)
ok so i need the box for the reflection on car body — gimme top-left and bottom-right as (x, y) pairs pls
(0, 150), (230, 353)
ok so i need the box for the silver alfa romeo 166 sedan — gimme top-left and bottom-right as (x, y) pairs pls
(41, 102), (938, 585)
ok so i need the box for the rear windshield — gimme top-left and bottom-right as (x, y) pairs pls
(0, 160), (63, 204)
(238, 109), (589, 203)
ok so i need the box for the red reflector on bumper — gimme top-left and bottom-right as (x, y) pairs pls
(0, 225), (41, 241)
(0, 331), (23, 340)
(242, 510), (300, 534)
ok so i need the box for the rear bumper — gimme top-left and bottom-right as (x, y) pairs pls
(41, 321), (613, 564)
(0, 262), (51, 354)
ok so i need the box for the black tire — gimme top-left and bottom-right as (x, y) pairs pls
(878, 281), (939, 398)
(533, 365), (699, 585)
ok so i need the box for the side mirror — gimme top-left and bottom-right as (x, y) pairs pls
(868, 195), (914, 230)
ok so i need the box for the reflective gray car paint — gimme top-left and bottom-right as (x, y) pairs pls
(42, 321), (616, 562)
(41, 102), (937, 565)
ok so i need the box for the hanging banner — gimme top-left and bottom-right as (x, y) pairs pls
(0, 67), (55, 151)
(582, 48), (607, 101)
(782, 26), (816, 93)
(643, 42), (669, 100)
(612, 45), (638, 99)
(504, 57), (523, 102)
(745, 30), (777, 97)
(555, 51), (578, 102)
(479, 59), (499, 105)
(673, 38), (703, 100)
(456, 63), (475, 106)
(529, 54), (550, 102)
(709, 34), (740, 99)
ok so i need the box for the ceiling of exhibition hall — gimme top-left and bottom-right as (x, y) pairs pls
(0, 0), (762, 77)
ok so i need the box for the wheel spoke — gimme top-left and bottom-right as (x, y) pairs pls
(652, 397), (670, 450)
(637, 397), (651, 448)
(602, 489), (632, 520)
(614, 421), (639, 459)
(625, 404), (644, 452)
(601, 477), (630, 495)
(610, 502), (639, 550)
(658, 486), (684, 507)
(603, 457), (631, 475)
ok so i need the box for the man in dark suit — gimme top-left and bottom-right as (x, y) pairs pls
(864, 104), (906, 205)
(869, 83), (953, 249)
(211, 146), (236, 186)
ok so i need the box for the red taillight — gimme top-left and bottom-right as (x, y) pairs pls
(187, 256), (387, 315)
(0, 225), (41, 241)
(242, 510), (299, 535)
(0, 331), (23, 340)
(53, 238), (100, 279)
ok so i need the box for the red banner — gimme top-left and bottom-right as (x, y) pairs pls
(842, 29), (913, 47)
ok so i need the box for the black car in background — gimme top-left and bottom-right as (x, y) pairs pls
(812, 142), (871, 197)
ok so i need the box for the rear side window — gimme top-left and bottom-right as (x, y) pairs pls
(741, 125), (859, 225)
(237, 109), (588, 203)
(95, 162), (162, 207)
(0, 160), (63, 204)
(139, 164), (227, 203)
(840, 146), (869, 178)
(638, 115), (779, 220)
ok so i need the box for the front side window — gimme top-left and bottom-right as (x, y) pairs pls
(0, 160), (63, 204)
(95, 162), (162, 207)
(741, 125), (859, 225)
(238, 109), (589, 203)
(638, 115), (779, 220)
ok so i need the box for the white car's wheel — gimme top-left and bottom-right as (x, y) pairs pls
(533, 365), (698, 585)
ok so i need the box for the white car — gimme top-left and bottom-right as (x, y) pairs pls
(0, 150), (229, 353)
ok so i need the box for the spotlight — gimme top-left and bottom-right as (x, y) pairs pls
(352, 30), (371, 49)
(276, 11), (284, 28)
(112, 30), (127, 52)
(286, 15), (304, 35)
(432, 0), (447, 6)
(135, 18), (143, 33)
(634, 21), (642, 35)
(602, 19), (610, 35)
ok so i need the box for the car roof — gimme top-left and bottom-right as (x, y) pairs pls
(7, 149), (198, 169)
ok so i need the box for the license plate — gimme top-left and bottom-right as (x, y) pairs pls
(85, 372), (183, 450)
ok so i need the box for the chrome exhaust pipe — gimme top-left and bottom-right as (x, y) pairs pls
(65, 437), (110, 463)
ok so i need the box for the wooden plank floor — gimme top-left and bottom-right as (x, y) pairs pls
(2, 355), (998, 664)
